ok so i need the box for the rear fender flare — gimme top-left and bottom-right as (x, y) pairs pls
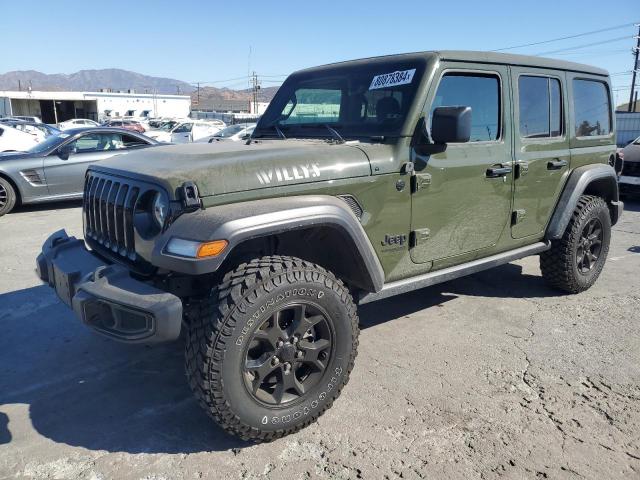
(546, 164), (621, 240)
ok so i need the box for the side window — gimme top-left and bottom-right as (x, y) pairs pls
(72, 133), (123, 152)
(573, 79), (611, 137)
(518, 76), (563, 138)
(431, 73), (500, 142)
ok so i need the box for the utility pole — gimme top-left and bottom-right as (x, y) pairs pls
(628, 23), (640, 112)
(18, 80), (21, 91)
(251, 71), (260, 114)
(196, 82), (200, 107)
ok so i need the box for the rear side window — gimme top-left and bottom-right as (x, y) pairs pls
(518, 76), (562, 138)
(573, 79), (611, 137)
(431, 73), (500, 142)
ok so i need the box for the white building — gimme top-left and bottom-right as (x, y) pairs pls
(0, 90), (191, 124)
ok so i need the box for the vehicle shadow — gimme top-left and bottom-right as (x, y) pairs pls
(0, 262), (556, 454)
(621, 198), (640, 212)
(0, 413), (10, 445)
(10, 199), (83, 214)
(0, 285), (246, 454)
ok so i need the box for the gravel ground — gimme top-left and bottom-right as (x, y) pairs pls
(0, 199), (639, 480)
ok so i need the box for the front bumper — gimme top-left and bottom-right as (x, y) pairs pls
(36, 230), (182, 343)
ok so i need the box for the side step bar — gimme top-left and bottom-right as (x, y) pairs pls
(358, 241), (550, 305)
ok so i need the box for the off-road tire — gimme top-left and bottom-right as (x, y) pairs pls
(185, 255), (359, 442)
(540, 195), (611, 293)
(0, 177), (17, 217)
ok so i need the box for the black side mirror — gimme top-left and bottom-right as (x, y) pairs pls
(57, 144), (74, 160)
(430, 106), (472, 144)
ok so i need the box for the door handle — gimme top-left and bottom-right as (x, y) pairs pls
(486, 165), (513, 178)
(547, 159), (568, 170)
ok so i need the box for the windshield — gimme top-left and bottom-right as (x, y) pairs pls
(255, 59), (426, 140)
(27, 132), (70, 154)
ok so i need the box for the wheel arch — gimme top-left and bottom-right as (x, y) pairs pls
(0, 170), (22, 206)
(151, 195), (385, 293)
(546, 164), (622, 240)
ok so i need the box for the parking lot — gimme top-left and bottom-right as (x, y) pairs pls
(0, 200), (638, 480)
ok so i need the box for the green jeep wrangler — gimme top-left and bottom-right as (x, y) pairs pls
(37, 51), (623, 441)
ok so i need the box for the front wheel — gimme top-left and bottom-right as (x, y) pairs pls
(0, 177), (17, 217)
(540, 195), (611, 293)
(185, 256), (359, 442)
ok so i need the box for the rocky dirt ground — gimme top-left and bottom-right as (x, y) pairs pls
(0, 200), (639, 480)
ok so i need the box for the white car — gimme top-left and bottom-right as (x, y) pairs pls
(58, 119), (101, 130)
(13, 116), (42, 123)
(146, 121), (225, 144)
(0, 124), (40, 152)
(196, 123), (256, 143)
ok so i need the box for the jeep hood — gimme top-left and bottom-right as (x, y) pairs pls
(92, 140), (372, 197)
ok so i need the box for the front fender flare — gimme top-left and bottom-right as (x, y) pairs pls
(151, 195), (385, 292)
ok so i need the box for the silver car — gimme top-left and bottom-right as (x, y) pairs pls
(0, 128), (159, 216)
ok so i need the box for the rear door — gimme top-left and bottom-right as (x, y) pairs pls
(410, 63), (514, 264)
(510, 67), (570, 238)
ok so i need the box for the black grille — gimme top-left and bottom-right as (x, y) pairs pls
(623, 161), (640, 177)
(83, 172), (142, 261)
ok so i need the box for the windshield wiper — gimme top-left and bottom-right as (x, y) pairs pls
(323, 124), (345, 144)
(254, 124), (286, 140)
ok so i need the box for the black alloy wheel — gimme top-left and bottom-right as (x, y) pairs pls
(576, 217), (603, 274)
(243, 303), (333, 405)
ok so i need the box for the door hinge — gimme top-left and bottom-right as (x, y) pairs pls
(410, 228), (431, 247)
(511, 209), (526, 225)
(411, 173), (432, 193)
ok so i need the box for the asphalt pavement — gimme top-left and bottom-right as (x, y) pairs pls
(0, 199), (639, 480)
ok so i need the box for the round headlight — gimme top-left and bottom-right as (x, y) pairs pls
(152, 192), (169, 227)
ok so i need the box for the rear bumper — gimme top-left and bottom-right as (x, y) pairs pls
(36, 230), (182, 344)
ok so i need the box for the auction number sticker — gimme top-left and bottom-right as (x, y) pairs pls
(369, 68), (416, 90)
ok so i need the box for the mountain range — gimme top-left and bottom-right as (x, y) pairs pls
(0, 68), (281, 108)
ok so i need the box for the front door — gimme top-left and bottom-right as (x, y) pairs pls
(43, 132), (127, 196)
(171, 123), (193, 143)
(410, 63), (514, 264)
(510, 67), (570, 238)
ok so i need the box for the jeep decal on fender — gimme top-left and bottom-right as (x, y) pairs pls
(256, 163), (321, 185)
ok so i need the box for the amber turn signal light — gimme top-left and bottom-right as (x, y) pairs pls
(196, 240), (228, 258)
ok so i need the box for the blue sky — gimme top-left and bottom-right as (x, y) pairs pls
(2, 0), (638, 104)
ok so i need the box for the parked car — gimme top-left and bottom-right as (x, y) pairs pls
(146, 120), (223, 143)
(196, 123), (256, 143)
(618, 135), (640, 196)
(12, 115), (42, 123)
(35, 51), (622, 442)
(58, 119), (101, 130)
(103, 119), (145, 133)
(0, 123), (41, 152)
(2, 120), (60, 141)
(0, 128), (159, 216)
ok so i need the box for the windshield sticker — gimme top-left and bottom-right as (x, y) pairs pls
(369, 69), (416, 90)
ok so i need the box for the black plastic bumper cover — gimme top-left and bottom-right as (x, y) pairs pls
(36, 230), (182, 343)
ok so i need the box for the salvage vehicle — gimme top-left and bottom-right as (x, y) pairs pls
(0, 123), (40, 152)
(37, 51), (622, 441)
(146, 120), (223, 143)
(2, 120), (60, 141)
(618, 135), (640, 196)
(0, 128), (158, 216)
(58, 118), (101, 130)
(196, 123), (256, 143)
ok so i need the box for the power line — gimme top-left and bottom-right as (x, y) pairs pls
(535, 35), (633, 56)
(493, 22), (637, 52)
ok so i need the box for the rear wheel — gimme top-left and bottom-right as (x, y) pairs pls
(185, 256), (359, 442)
(540, 195), (611, 293)
(0, 177), (17, 217)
